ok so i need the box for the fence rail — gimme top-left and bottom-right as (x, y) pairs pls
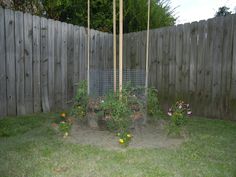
(0, 7), (236, 120)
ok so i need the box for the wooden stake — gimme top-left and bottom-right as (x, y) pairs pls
(119, 0), (123, 95)
(113, 0), (117, 93)
(145, 0), (151, 96)
(87, 0), (90, 95)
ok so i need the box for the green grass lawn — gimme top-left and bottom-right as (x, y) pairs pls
(0, 114), (236, 177)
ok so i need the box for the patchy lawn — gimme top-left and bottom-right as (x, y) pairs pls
(0, 114), (236, 177)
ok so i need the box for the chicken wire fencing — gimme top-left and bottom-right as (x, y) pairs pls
(89, 69), (146, 97)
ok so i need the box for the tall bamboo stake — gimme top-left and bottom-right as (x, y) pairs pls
(87, 0), (90, 95)
(119, 0), (123, 95)
(145, 0), (151, 96)
(113, 0), (117, 93)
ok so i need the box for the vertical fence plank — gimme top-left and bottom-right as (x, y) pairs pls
(169, 27), (176, 104)
(212, 17), (224, 118)
(67, 24), (74, 103)
(5, 9), (16, 116)
(123, 33), (127, 83)
(61, 23), (68, 109)
(54, 21), (62, 110)
(15, 11), (25, 115)
(79, 27), (86, 81)
(182, 23), (191, 103)
(24, 13), (33, 114)
(175, 25), (184, 101)
(108, 33), (113, 91)
(95, 32), (101, 95)
(221, 15), (234, 119)
(125, 33), (131, 84)
(204, 19), (214, 117)
(61, 22), (67, 108)
(149, 30), (155, 88)
(0, 7), (7, 117)
(195, 21), (206, 115)
(33, 16), (41, 113)
(73, 26), (80, 95)
(230, 15), (236, 120)
(189, 22), (198, 114)
(40, 17), (50, 112)
(156, 30), (162, 93)
(89, 29), (95, 95)
(162, 28), (170, 105)
(48, 19), (55, 110)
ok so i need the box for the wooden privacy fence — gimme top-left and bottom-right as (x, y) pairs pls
(123, 15), (236, 120)
(0, 7), (236, 120)
(0, 7), (113, 117)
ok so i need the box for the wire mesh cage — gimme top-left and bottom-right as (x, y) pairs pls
(90, 69), (145, 97)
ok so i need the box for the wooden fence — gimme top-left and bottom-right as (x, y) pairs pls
(123, 15), (236, 120)
(0, 7), (113, 117)
(0, 7), (236, 120)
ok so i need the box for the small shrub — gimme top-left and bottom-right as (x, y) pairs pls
(147, 87), (163, 121)
(70, 80), (88, 120)
(167, 100), (192, 135)
(101, 92), (132, 132)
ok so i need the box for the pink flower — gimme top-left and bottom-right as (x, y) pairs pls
(187, 111), (192, 115)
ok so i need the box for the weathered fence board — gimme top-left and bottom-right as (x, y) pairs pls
(54, 21), (62, 110)
(48, 19), (55, 110)
(212, 17), (224, 118)
(168, 27), (176, 103)
(40, 17), (50, 112)
(0, 7), (7, 117)
(33, 15), (41, 113)
(204, 19), (214, 117)
(67, 24), (74, 103)
(73, 26), (80, 95)
(15, 11), (25, 115)
(5, 9), (16, 116)
(221, 15), (234, 118)
(24, 13), (33, 114)
(196, 21), (206, 115)
(230, 15), (236, 120)
(61, 23), (68, 109)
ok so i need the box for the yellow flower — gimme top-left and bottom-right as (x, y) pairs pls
(127, 134), (131, 138)
(119, 139), (124, 144)
(63, 132), (68, 138)
(61, 113), (66, 118)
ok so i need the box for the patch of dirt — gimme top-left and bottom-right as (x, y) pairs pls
(67, 123), (186, 150)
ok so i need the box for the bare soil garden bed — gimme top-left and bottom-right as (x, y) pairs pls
(67, 122), (186, 150)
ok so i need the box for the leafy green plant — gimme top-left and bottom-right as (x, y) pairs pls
(59, 121), (71, 137)
(147, 87), (163, 121)
(167, 100), (192, 135)
(70, 80), (88, 120)
(101, 91), (132, 132)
